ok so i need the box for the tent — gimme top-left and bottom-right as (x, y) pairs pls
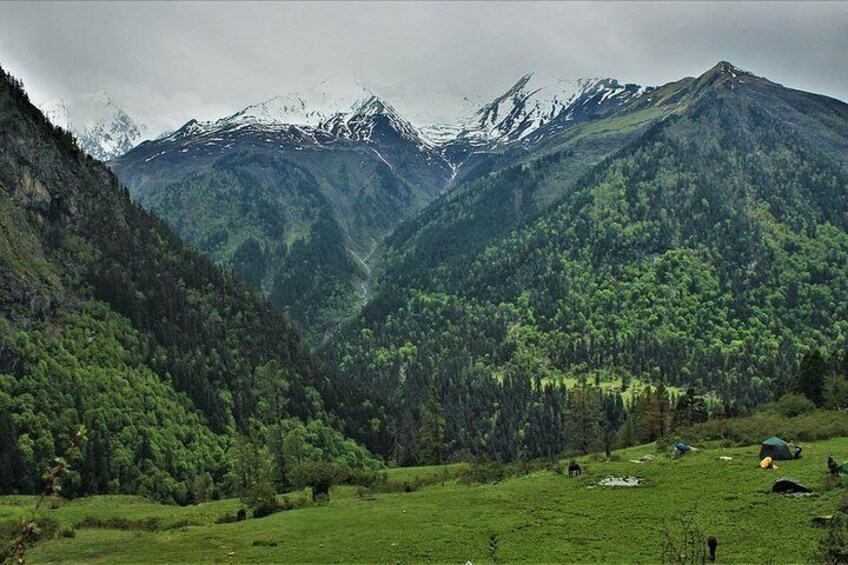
(839, 461), (848, 477)
(760, 456), (778, 470)
(759, 437), (792, 461)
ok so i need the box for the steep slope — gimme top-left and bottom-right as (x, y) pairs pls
(44, 91), (147, 160)
(325, 62), (848, 463)
(430, 73), (648, 188)
(110, 78), (451, 342)
(0, 66), (370, 502)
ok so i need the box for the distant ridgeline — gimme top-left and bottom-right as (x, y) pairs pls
(323, 62), (848, 464)
(0, 65), (378, 503)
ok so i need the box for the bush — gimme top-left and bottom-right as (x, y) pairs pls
(252, 502), (280, 519)
(59, 527), (76, 538)
(771, 394), (817, 418)
(288, 461), (351, 501)
(279, 493), (310, 511)
(0, 517), (60, 562)
(74, 516), (163, 532)
(819, 513), (848, 564)
(457, 459), (556, 486)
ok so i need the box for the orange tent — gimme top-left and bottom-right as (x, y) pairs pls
(760, 456), (779, 470)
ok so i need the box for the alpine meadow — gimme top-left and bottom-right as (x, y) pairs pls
(2, 2), (848, 563)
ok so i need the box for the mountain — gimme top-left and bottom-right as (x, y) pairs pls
(428, 73), (648, 188)
(453, 73), (644, 145)
(44, 91), (147, 160)
(110, 75), (453, 342)
(0, 65), (375, 503)
(324, 61), (848, 464)
(109, 72), (653, 343)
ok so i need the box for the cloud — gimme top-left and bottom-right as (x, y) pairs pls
(1, 1), (846, 135)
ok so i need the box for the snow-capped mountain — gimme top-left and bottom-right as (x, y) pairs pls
(322, 95), (433, 147)
(142, 74), (443, 165)
(426, 72), (646, 147)
(44, 92), (147, 161)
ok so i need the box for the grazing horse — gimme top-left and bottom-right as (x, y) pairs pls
(568, 461), (582, 477)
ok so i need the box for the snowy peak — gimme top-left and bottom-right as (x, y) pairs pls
(218, 74), (375, 128)
(322, 95), (431, 146)
(457, 72), (641, 144)
(44, 91), (147, 161)
(165, 75), (435, 151)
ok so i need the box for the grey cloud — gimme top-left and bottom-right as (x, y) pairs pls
(1, 1), (846, 135)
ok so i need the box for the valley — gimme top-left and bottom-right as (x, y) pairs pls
(2, 3), (848, 560)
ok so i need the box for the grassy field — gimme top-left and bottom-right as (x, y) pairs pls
(4, 439), (845, 564)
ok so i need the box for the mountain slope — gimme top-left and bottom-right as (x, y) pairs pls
(325, 62), (848, 463)
(110, 78), (451, 342)
(44, 91), (147, 160)
(0, 66), (370, 502)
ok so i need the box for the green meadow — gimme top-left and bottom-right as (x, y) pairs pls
(3, 439), (845, 564)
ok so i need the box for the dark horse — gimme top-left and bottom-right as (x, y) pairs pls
(568, 461), (582, 477)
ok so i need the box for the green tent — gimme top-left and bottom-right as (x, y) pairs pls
(838, 461), (848, 477)
(759, 437), (792, 461)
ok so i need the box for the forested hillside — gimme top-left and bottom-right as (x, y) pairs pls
(325, 62), (848, 464)
(111, 99), (452, 343)
(0, 65), (375, 504)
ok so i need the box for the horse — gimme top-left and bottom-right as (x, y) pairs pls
(568, 461), (582, 477)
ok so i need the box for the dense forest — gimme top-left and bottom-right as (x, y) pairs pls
(323, 63), (848, 465)
(0, 65), (378, 504)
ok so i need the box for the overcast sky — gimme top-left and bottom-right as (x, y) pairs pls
(1, 1), (846, 135)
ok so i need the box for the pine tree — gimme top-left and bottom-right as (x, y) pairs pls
(794, 349), (828, 407)
(566, 379), (601, 455)
(418, 388), (446, 465)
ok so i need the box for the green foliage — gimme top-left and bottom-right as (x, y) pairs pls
(269, 206), (359, 340)
(0, 65), (375, 504)
(326, 72), (848, 463)
(680, 407), (848, 446)
(228, 435), (278, 518)
(793, 349), (828, 407)
(6, 438), (847, 563)
(771, 393), (817, 418)
(819, 512), (848, 565)
(418, 389), (447, 465)
(287, 460), (349, 502)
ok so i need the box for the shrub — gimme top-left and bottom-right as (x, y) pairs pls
(288, 461), (351, 501)
(74, 515), (164, 532)
(771, 394), (817, 418)
(252, 501), (280, 519)
(819, 513), (848, 564)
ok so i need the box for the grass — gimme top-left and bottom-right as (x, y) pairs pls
(6, 438), (846, 563)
